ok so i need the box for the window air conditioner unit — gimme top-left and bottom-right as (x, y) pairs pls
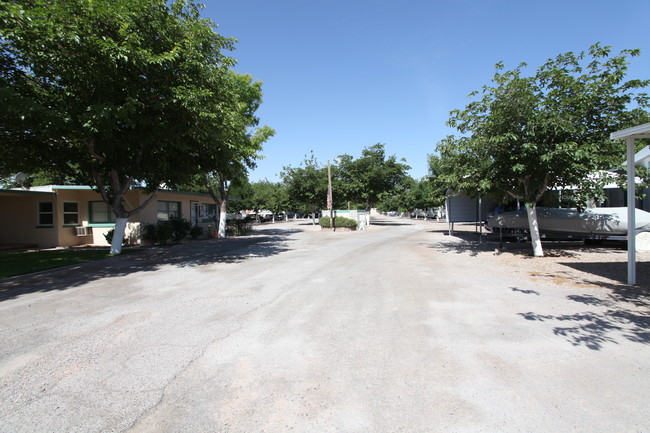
(75, 226), (92, 236)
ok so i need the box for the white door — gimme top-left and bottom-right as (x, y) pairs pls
(190, 201), (200, 227)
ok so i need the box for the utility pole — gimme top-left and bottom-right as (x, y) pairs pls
(327, 160), (334, 231)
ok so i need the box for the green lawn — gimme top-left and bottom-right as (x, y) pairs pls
(0, 249), (139, 279)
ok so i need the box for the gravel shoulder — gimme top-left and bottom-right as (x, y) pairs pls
(426, 219), (649, 304)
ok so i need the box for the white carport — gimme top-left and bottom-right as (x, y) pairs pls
(610, 122), (650, 284)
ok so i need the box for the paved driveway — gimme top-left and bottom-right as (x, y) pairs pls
(0, 218), (648, 432)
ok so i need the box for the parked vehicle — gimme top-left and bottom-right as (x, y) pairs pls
(486, 207), (650, 240)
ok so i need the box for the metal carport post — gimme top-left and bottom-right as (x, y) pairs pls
(610, 122), (650, 285)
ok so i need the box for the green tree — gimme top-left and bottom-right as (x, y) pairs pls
(376, 176), (416, 214)
(183, 75), (275, 238)
(426, 154), (451, 208)
(438, 44), (649, 256)
(225, 178), (250, 211)
(194, 71), (275, 236)
(0, 0), (265, 253)
(376, 176), (442, 217)
(408, 178), (436, 218)
(337, 143), (410, 221)
(282, 153), (328, 224)
(248, 180), (289, 223)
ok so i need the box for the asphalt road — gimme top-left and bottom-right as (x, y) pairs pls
(0, 217), (648, 432)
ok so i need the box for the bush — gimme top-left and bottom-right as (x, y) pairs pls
(226, 216), (253, 236)
(169, 216), (191, 242)
(155, 221), (173, 245)
(141, 218), (201, 245)
(142, 223), (157, 242)
(319, 216), (357, 229)
(104, 228), (126, 245)
(104, 228), (114, 244)
(189, 226), (204, 240)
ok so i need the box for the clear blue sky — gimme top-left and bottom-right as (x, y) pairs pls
(202, 0), (650, 183)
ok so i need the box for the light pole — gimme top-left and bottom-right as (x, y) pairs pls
(327, 160), (334, 231)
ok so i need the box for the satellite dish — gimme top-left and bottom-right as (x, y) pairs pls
(14, 173), (28, 189)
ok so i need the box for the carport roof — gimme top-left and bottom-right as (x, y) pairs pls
(610, 121), (650, 286)
(610, 122), (650, 140)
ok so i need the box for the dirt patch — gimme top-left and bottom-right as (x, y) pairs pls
(425, 221), (650, 293)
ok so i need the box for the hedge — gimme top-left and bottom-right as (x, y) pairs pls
(319, 216), (357, 229)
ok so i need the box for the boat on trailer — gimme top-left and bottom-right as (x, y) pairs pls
(486, 207), (650, 241)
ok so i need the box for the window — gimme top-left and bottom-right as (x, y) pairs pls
(200, 203), (217, 222)
(63, 202), (79, 225)
(89, 201), (116, 224)
(157, 201), (180, 221)
(38, 202), (54, 226)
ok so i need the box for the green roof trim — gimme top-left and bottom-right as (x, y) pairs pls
(50, 185), (94, 190)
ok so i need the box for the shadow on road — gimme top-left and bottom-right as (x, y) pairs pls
(368, 219), (413, 226)
(519, 306), (650, 350)
(515, 279), (650, 350)
(439, 230), (650, 350)
(0, 229), (300, 302)
(511, 287), (540, 295)
(558, 261), (650, 290)
(429, 229), (628, 260)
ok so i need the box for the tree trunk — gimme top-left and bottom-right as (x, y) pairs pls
(91, 168), (158, 255)
(525, 205), (544, 257)
(110, 217), (128, 255)
(218, 200), (227, 238)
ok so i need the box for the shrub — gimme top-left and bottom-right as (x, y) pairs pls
(155, 221), (173, 245)
(104, 228), (114, 244)
(319, 216), (357, 229)
(104, 228), (126, 245)
(169, 216), (191, 242)
(142, 223), (157, 242)
(226, 216), (253, 236)
(189, 226), (204, 240)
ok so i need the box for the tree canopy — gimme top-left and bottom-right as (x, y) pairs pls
(280, 145), (411, 222)
(244, 180), (289, 222)
(336, 143), (410, 212)
(437, 43), (649, 256)
(281, 153), (328, 219)
(0, 0), (271, 252)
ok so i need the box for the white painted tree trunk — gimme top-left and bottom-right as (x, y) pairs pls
(110, 217), (128, 255)
(525, 205), (544, 257)
(218, 200), (227, 238)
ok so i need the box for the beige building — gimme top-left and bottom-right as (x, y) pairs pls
(0, 186), (218, 249)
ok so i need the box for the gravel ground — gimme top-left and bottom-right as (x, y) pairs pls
(422, 219), (649, 307)
(432, 222), (650, 286)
